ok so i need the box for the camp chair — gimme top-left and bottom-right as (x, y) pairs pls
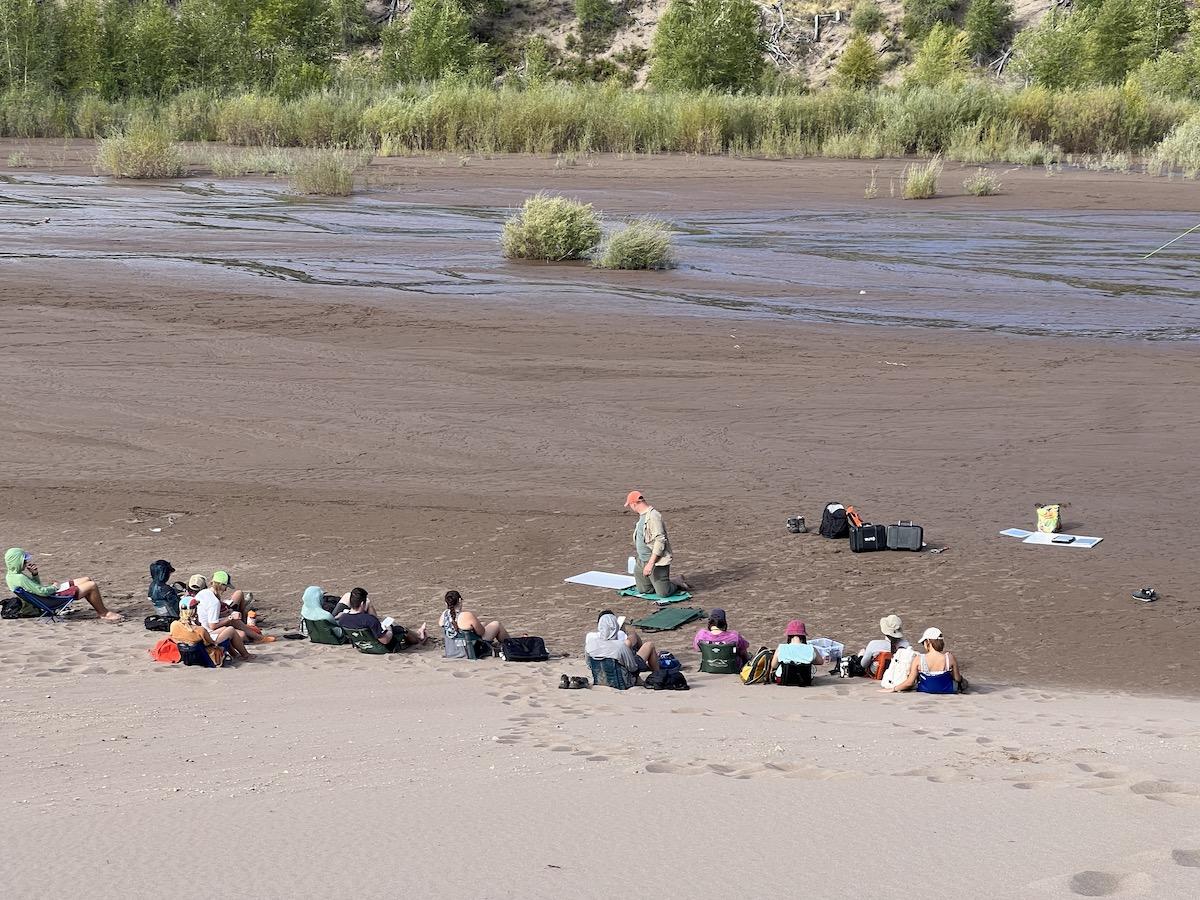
(698, 641), (739, 675)
(303, 618), (347, 646)
(343, 626), (399, 655)
(587, 656), (635, 690)
(178, 640), (233, 668)
(868, 651), (893, 681)
(13, 587), (76, 622)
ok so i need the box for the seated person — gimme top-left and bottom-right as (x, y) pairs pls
(300, 585), (342, 640)
(859, 614), (910, 678)
(692, 608), (750, 666)
(884, 627), (963, 694)
(441, 590), (510, 643)
(210, 570), (252, 617)
(148, 559), (182, 618)
(183, 574), (207, 604)
(5, 547), (123, 622)
(337, 587), (427, 650)
(586, 612), (659, 684)
(769, 620), (826, 684)
(171, 598), (247, 664)
(195, 577), (270, 645)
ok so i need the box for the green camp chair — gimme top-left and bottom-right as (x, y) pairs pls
(698, 642), (740, 675)
(303, 618), (346, 646)
(343, 626), (394, 655)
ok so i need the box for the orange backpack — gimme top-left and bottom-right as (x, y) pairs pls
(846, 506), (864, 528)
(868, 650), (892, 681)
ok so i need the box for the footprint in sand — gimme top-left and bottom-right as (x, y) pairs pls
(1171, 849), (1200, 867)
(1067, 870), (1150, 897)
(1129, 780), (1196, 798)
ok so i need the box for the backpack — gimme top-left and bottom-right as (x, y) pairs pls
(775, 662), (813, 686)
(144, 615), (174, 632)
(657, 651), (681, 672)
(740, 646), (774, 684)
(881, 647), (917, 689)
(643, 669), (689, 691)
(819, 502), (849, 539)
(500, 636), (549, 662)
(1, 597), (38, 619)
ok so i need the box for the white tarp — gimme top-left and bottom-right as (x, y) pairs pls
(564, 571), (638, 590)
(1000, 528), (1102, 548)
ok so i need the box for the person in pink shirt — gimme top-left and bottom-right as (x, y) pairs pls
(692, 608), (750, 665)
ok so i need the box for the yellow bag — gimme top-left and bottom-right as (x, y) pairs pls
(1036, 504), (1061, 534)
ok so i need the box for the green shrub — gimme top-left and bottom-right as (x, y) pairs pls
(501, 193), (602, 261)
(217, 93), (293, 145)
(165, 90), (220, 141)
(650, 0), (764, 91)
(902, 0), (959, 41)
(834, 34), (882, 90)
(381, 0), (476, 81)
(963, 0), (1014, 62)
(902, 156), (942, 198)
(577, 0), (619, 51)
(289, 149), (361, 195)
(1148, 114), (1200, 177)
(593, 218), (675, 269)
(905, 23), (970, 88)
(74, 94), (116, 138)
(95, 120), (187, 178)
(962, 167), (1001, 194)
(850, 0), (886, 34)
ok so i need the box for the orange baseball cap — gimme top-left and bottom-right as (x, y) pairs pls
(624, 490), (645, 508)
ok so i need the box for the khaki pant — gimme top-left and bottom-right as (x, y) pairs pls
(635, 563), (674, 598)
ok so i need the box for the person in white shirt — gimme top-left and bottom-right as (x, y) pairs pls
(859, 614), (911, 678)
(194, 579), (256, 649)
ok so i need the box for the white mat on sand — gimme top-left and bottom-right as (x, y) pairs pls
(564, 571), (638, 590)
(1000, 528), (1103, 548)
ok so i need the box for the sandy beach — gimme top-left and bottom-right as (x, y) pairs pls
(2, 146), (1199, 897)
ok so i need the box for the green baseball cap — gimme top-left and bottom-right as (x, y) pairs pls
(212, 570), (232, 587)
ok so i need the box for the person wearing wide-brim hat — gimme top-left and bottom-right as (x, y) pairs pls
(623, 490), (690, 598)
(859, 614), (911, 679)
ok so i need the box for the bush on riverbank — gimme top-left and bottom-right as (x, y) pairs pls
(501, 194), (602, 261)
(593, 218), (675, 269)
(95, 121), (186, 178)
(290, 150), (364, 195)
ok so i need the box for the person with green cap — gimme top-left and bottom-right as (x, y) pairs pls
(5, 547), (123, 622)
(195, 569), (268, 645)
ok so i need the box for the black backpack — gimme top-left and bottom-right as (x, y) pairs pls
(643, 669), (690, 691)
(500, 636), (549, 662)
(775, 662), (813, 687)
(144, 615), (174, 632)
(819, 502), (849, 539)
(2, 597), (38, 619)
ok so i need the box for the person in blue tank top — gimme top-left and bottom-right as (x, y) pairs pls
(883, 627), (964, 694)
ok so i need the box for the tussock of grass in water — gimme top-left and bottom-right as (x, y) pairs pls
(7, 150), (29, 167)
(593, 218), (675, 270)
(903, 156), (942, 199)
(204, 147), (300, 177)
(95, 121), (186, 178)
(1146, 115), (1200, 179)
(289, 149), (364, 196)
(962, 168), (1001, 196)
(501, 193), (602, 261)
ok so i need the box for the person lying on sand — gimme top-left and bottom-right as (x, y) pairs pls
(586, 612), (659, 684)
(148, 559), (181, 618)
(624, 490), (690, 597)
(769, 620), (825, 685)
(883, 627), (964, 694)
(692, 607), (750, 666)
(441, 590), (509, 644)
(859, 614), (911, 678)
(172, 598), (247, 665)
(337, 588), (427, 650)
(4, 547), (123, 622)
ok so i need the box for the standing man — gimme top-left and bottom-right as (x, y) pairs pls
(624, 490), (688, 598)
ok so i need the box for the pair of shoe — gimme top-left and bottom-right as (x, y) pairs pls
(557, 674), (591, 690)
(1132, 587), (1158, 602)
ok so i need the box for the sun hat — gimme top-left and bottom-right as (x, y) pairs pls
(919, 627), (943, 643)
(880, 615), (904, 639)
(187, 574), (208, 591)
(212, 570), (232, 587)
(623, 490), (645, 508)
(785, 619), (807, 637)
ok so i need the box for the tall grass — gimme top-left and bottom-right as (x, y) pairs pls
(3, 80), (1197, 163)
(1147, 115), (1200, 179)
(95, 120), (187, 178)
(501, 193), (602, 261)
(902, 156), (942, 199)
(289, 149), (365, 196)
(962, 168), (1002, 196)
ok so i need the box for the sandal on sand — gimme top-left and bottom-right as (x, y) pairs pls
(569, 676), (591, 690)
(558, 674), (571, 690)
(1132, 587), (1158, 602)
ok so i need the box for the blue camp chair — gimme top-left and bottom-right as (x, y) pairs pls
(178, 639), (234, 668)
(587, 656), (635, 690)
(13, 587), (77, 622)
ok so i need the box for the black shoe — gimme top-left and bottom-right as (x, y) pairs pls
(1132, 587), (1158, 602)
(570, 676), (591, 689)
(558, 674), (571, 689)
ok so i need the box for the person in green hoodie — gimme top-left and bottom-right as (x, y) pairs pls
(4, 548), (122, 622)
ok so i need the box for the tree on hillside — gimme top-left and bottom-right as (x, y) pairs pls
(49, 0), (110, 94)
(902, 0), (958, 41)
(964, 0), (1014, 63)
(1136, 0), (1189, 57)
(1011, 9), (1093, 88)
(907, 22), (970, 87)
(381, 0), (475, 81)
(1086, 0), (1147, 82)
(0, 0), (50, 88)
(834, 31), (881, 89)
(649, 0), (764, 92)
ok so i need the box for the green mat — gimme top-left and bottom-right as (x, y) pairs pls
(618, 587), (693, 605)
(629, 607), (703, 632)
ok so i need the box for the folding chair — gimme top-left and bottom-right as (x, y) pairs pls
(698, 641), (739, 674)
(587, 656), (635, 690)
(443, 623), (492, 660)
(303, 618), (347, 646)
(343, 626), (399, 655)
(13, 587), (76, 622)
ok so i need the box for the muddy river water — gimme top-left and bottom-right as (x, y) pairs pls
(3, 173), (1197, 339)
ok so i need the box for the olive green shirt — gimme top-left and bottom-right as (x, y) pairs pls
(633, 507), (673, 567)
